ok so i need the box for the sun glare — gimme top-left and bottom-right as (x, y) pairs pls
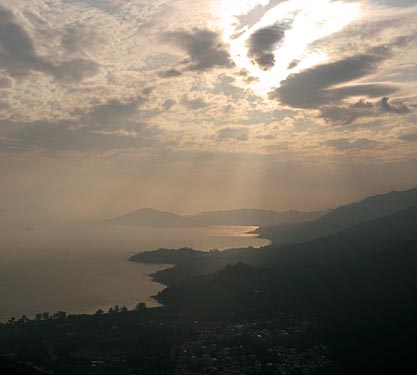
(214, 0), (361, 95)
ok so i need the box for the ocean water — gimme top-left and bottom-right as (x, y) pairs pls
(0, 222), (269, 322)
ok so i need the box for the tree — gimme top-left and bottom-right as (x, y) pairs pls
(135, 302), (147, 311)
(57, 311), (67, 319)
(42, 312), (50, 320)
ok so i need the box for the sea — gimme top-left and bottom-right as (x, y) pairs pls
(0, 222), (269, 322)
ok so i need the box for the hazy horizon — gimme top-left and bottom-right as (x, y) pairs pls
(0, 0), (417, 221)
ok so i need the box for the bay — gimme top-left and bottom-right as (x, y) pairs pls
(0, 222), (269, 322)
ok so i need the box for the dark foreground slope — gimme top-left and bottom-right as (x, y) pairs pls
(149, 204), (417, 374)
(156, 238), (417, 374)
(258, 186), (417, 245)
(0, 358), (41, 375)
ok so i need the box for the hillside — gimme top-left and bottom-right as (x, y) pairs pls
(132, 204), (417, 287)
(156, 238), (417, 374)
(258, 186), (417, 245)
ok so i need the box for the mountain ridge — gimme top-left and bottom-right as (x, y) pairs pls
(102, 207), (328, 228)
(257, 186), (417, 245)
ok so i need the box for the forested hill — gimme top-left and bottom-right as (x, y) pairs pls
(131, 204), (417, 285)
(257, 186), (417, 245)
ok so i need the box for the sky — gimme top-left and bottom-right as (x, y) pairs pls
(0, 0), (417, 219)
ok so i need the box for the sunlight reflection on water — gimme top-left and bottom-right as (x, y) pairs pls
(0, 224), (269, 321)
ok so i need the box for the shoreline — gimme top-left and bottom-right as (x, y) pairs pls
(131, 226), (273, 298)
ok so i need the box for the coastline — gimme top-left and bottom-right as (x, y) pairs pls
(130, 226), (273, 298)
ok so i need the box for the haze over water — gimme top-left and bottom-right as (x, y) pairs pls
(0, 222), (269, 322)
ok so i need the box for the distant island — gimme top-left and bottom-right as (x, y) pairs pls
(102, 207), (328, 228)
(101, 208), (200, 228)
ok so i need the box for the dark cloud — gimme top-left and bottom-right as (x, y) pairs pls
(351, 99), (374, 109)
(399, 133), (417, 142)
(324, 137), (380, 151)
(378, 96), (410, 114)
(60, 23), (102, 55)
(0, 77), (13, 89)
(320, 102), (373, 125)
(86, 98), (146, 129)
(0, 115), (162, 155)
(0, 91), (200, 155)
(0, 96), (165, 154)
(141, 87), (154, 96)
(288, 60), (299, 70)
(0, 5), (98, 82)
(216, 127), (249, 141)
(161, 99), (176, 110)
(379, 0), (417, 7)
(0, 102), (10, 111)
(234, 0), (287, 35)
(62, 0), (120, 13)
(181, 96), (208, 110)
(270, 53), (396, 108)
(320, 97), (411, 125)
(246, 22), (290, 70)
(159, 69), (183, 78)
(165, 29), (234, 72)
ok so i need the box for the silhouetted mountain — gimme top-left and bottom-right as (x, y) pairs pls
(103, 207), (327, 228)
(102, 208), (201, 228)
(256, 203), (417, 268)
(186, 208), (328, 227)
(258, 186), (417, 245)
(136, 204), (417, 287)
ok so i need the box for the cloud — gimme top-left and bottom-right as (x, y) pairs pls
(161, 99), (176, 111)
(216, 127), (249, 141)
(320, 97), (411, 125)
(165, 28), (234, 72)
(0, 97), (164, 154)
(324, 137), (380, 151)
(0, 77), (13, 89)
(159, 69), (183, 78)
(234, 0), (287, 34)
(87, 98), (145, 128)
(0, 101), (10, 110)
(181, 96), (208, 110)
(270, 52), (396, 108)
(378, 96), (410, 114)
(0, 117), (162, 155)
(0, 5), (99, 82)
(60, 22), (102, 55)
(246, 22), (290, 70)
(399, 133), (417, 142)
(379, 0), (417, 7)
(61, 0), (120, 13)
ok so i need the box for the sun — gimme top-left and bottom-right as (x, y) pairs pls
(214, 0), (362, 96)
